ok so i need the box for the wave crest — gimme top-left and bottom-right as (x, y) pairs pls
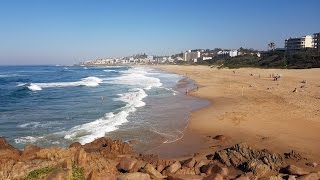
(26, 76), (103, 91)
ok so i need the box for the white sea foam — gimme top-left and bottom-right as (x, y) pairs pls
(64, 88), (147, 144)
(104, 67), (162, 90)
(18, 122), (41, 128)
(14, 136), (41, 144)
(18, 121), (61, 128)
(0, 74), (23, 78)
(28, 83), (42, 91)
(27, 76), (103, 91)
(103, 69), (117, 72)
(17, 83), (27, 87)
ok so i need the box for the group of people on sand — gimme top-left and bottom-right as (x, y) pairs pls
(270, 73), (281, 81)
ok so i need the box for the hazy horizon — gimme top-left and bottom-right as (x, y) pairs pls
(1, 0), (320, 65)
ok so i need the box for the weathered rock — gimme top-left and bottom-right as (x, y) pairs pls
(213, 142), (283, 173)
(62, 159), (73, 170)
(267, 174), (283, 180)
(46, 169), (72, 180)
(234, 174), (250, 180)
(142, 164), (166, 179)
(183, 158), (196, 168)
(283, 165), (309, 176)
(117, 172), (151, 180)
(213, 135), (226, 141)
(0, 137), (21, 160)
(117, 157), (137, 172)
(87, 170), (117, 180)
(200, 163), (228, 176)
(244, 159), (270, 177)
(297, 173), (319, 180)
(214, 150), (231, 166)
(131, 160), (147, 173)
(175, 167), (197, 176)
(168, 174), (203, 180)
(194, 160), (210, 175)
(204, 173), (223, 180)
(69, 142), (82, 149)
(75, 148), (87, 166)
(305, 162), (317, 168)
(157, 164), (165, 173)
(287, 175), (297, 180)
(284, 150), (303, 161)
(21, 144), (41, 160)
(83, 137), (132, 155)
(165, 161), (182, 174)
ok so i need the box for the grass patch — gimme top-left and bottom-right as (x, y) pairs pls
(71, 165), (85, 180)
(22, 166), (55, 180)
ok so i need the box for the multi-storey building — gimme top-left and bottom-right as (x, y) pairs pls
(183, 50), (201, 62)
(313, 32), (320, 51)
(285, 35), (313, 52)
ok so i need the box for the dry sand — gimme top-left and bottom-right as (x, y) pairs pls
(150, 65), (320, 161)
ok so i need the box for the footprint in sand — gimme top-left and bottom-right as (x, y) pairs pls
(219, 112), (247, 125)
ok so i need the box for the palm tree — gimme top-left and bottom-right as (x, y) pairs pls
(268, 42), (276, 51)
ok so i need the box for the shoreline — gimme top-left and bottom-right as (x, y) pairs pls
(152, 65), (320, 162)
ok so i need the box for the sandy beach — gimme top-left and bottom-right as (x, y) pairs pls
(151, 65), (320, 162)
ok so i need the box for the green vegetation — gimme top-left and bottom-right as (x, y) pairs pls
(71, 165), (85, 180)
(203, 50), (320, 69)
(22, 166), (56, 180)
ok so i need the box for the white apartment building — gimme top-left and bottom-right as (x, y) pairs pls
(183, 50), (201, 62)
(285, 35), (313, 51)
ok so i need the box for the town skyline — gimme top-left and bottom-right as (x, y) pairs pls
(1, 0), (320, 65)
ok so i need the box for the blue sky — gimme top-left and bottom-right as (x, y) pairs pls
(0, 0), (319, 65)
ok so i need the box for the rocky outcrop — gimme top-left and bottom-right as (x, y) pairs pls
(117, 172), (150, 180)
(0, 137), (21, 160)
(212, 142), (283, 176)
(282, 165), (309, 176)
(0, 137), (317, 180)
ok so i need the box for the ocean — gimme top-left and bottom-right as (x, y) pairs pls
(0, 65), (208, 152)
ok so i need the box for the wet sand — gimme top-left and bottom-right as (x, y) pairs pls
(152, 65), (320, 162)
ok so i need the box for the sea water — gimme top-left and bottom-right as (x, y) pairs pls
(0, 65), (208, 152)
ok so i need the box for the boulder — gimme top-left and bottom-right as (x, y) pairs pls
(297, 173), (319, 180)
(284, 150), (303, 161)
(234, 174), (250, 180)
(69, 142), (82, 149)
(83, 138), (132, 155)
(168, 174), (203, 180)
(175, 167), (197, 176)
(204, 173), (223, 180)
(244, 159), (270, 177)
(183, 158), (196, 168)
(305, 162), (317, 168)
(283, 165), (309, 176)
(130, 160), (147, 173)
(156, 164), (165, 173)
(200, 163), (228, 176)
(87, 170), (117, 180)
(213, 135), (226, 141)
(21, 144), (41, 160)
(194, 160), (210, 175)
(164, 161), (182, 174)
(214, 150), (231, 166)
(117, 172), (151, 180)
(142, 164), (166, 179)
(0, 137), (21, 160)
(117, 157), (137, 172)
(213, 143), (283, 172)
